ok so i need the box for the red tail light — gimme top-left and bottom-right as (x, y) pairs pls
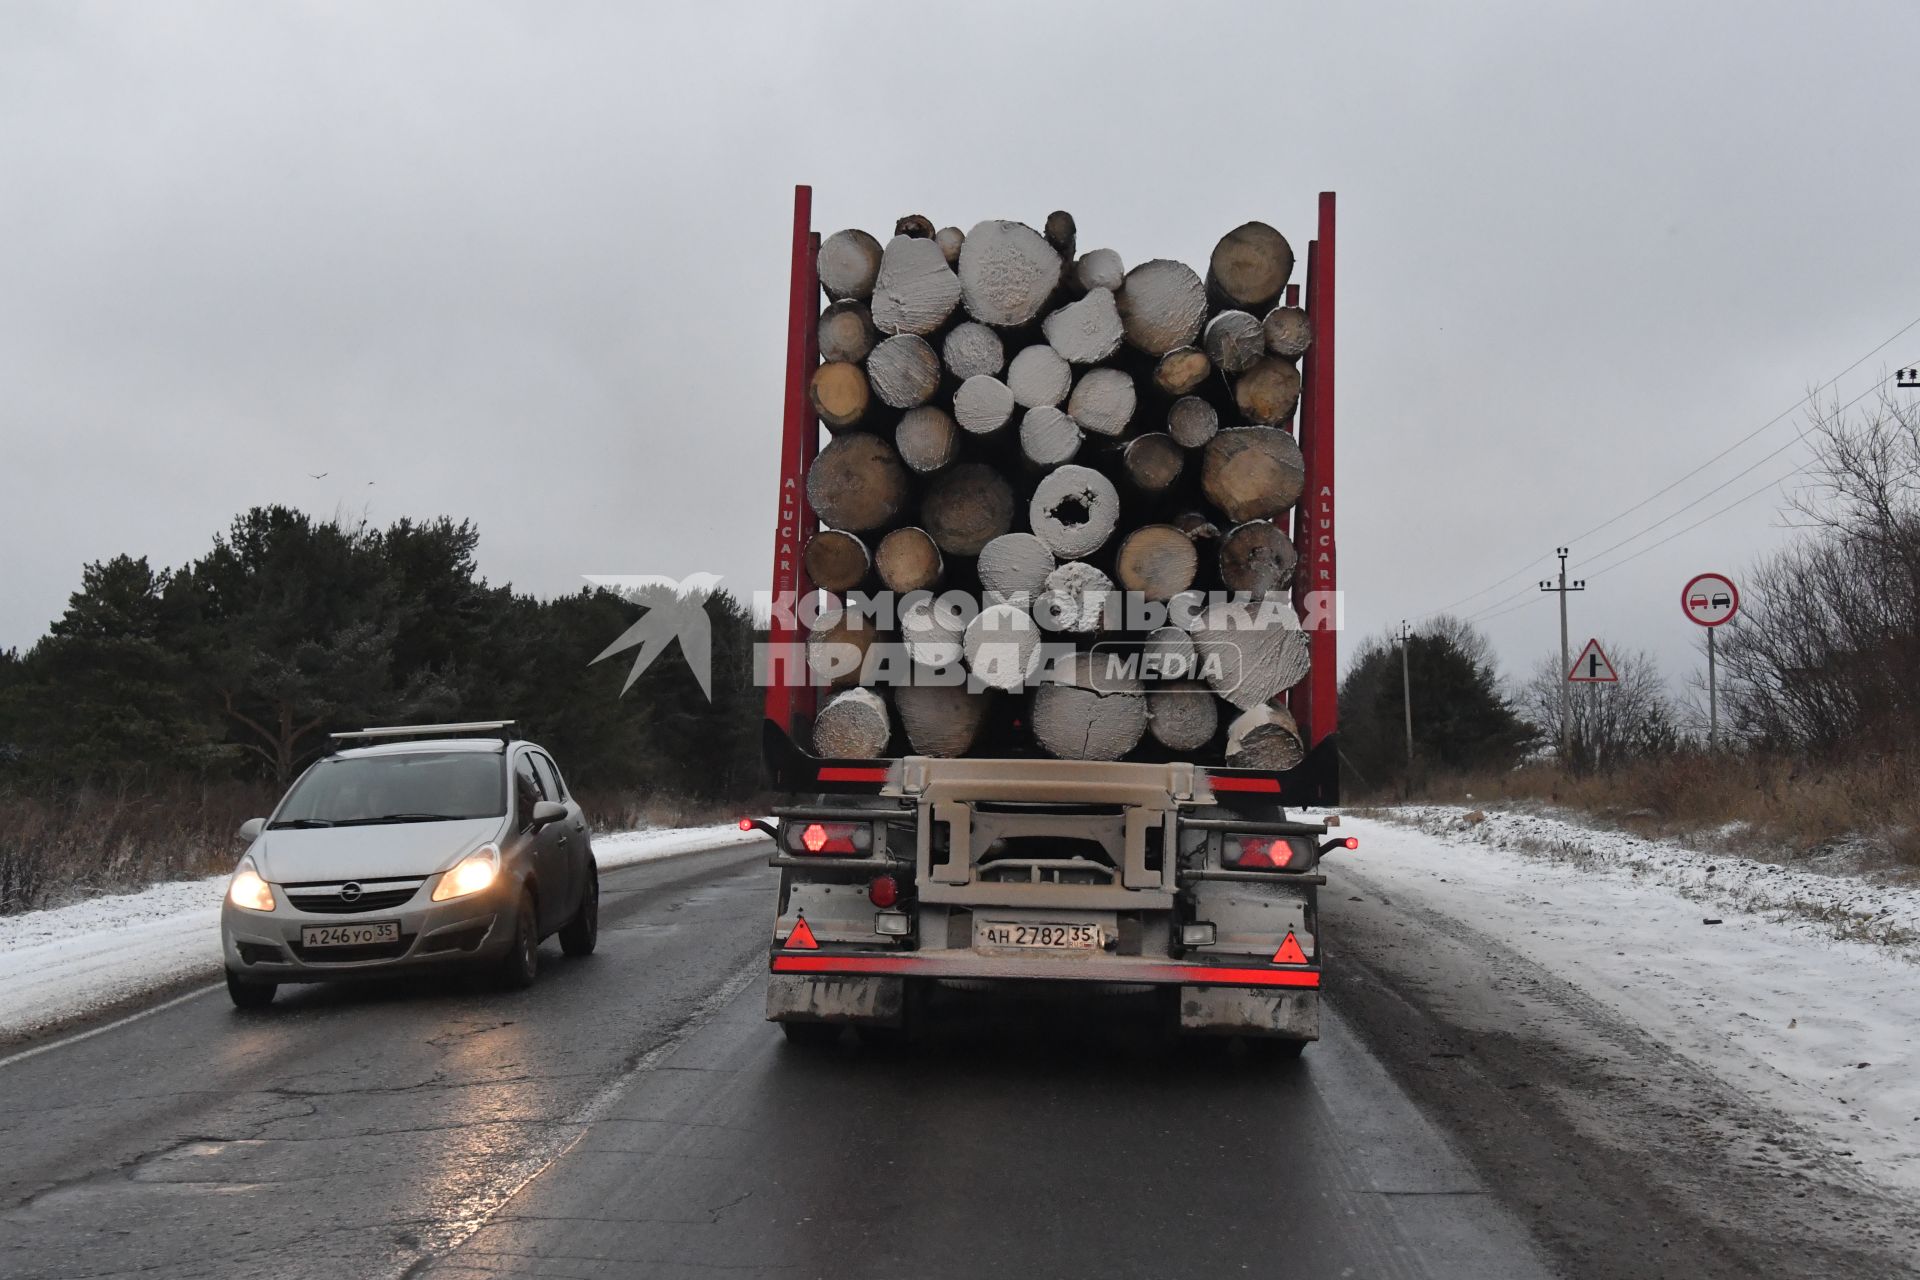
(737, 817), (753, 831)
(1224, 834), (1315, 872)
(868, 874), (899, 908)
(786, 821), (871, 856)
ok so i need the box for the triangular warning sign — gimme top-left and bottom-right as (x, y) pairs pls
(783, 917), (819, 950)
(1567, 638), (1619, 683)
(1273, 932), (1309, 965)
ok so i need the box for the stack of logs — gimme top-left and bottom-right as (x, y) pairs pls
(801, 210), (1313, 770)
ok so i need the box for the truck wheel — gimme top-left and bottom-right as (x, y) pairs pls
(558, 866), (599, 957)
(494, 891), (540, 991)
(1245, 1037), (1307, 1063)
(779, 1021), (842, 1048)
(225, 969), (276, 1010)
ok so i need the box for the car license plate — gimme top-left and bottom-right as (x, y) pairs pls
(975, 920), (1101, 951)
(301, 921), (400, 948)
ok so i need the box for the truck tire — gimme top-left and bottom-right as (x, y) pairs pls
(1245, 1037), (1307, 1062)
(558, 865), (599, 957)
(779, 1021), (842, 1048)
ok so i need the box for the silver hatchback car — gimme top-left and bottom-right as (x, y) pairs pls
(220, 722), (598, 1008)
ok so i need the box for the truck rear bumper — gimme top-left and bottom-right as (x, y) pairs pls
(766, 964), (1319, 1040)
(770, 951), (1319, 989)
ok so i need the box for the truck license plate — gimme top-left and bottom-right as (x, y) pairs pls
(301, 921), (400, 948)
(975, 920), (1100, 951)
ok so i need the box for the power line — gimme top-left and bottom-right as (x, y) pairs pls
(1408, 314), (1920, 625)
(1570, 362), (1911, 567)
(1559, 311), (1920, 546)
(1585, 467), (1807, 580)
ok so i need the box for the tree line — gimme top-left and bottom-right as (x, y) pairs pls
(0, 506), (762, 803)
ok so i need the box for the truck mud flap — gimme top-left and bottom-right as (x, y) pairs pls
(1178, 986), (1319, 1040)
(766, 973), (905, 1028)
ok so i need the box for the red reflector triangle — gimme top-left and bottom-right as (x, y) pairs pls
(784, 917), (819, 950)
(1273, 932), (1308, 965)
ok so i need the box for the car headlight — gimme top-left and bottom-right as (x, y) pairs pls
(227, 857), (276, 912)
(432, 846), (500, 902)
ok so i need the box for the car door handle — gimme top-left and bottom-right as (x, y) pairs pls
(557, 833), (570, 845)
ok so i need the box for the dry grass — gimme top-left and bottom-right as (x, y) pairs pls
(1378, 751), (1920, 879)
(0, 781), (273, 915)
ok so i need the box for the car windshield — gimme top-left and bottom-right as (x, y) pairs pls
(270, 751), (506, 827)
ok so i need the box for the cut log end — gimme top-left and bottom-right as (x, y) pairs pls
(1263, 305), (1313, 359)
(1007, 344), (1073, 408)
(1148, 681), (1220, 753)
(1207, 221), (1294, 312)
(1039, 560), (1113, 633)
(1122, 432), (1186, 497)
(1201, 427), (1306, 522)
(934, 226), (965, 266)
(1167, 396), (1219, 448)
(1192, 601), (1311, 710)
(921, 462), (1016, 556)
(1044, 209), (1077, 260)
(1041, 288), (1124, 365)
(895, 681), (991, 757)
(1203, 310), (1266, 374)
(1031, 653), (1146, 761)
(1117, 259), (1207, 356)
(1226, 702), (1305, 770)
(813, 687), (892, 759)
(1074, 248), (1124, 294)
(867, 333), (942, 409)
(895, 406), (960, 475)
(954, 374), (1016, 436)
(1233, 355), (1303, 426)
(1152, 347), (1212, 398)
(817, 299), (877, 365)
(1218, 520), (1299, 596)
(1020, 405), (1082, 468)
(818, 228), (883, 302)
(875, 526), (944, 594)
(963, 603), (1042, 692)
(1029, 464), (1122, 560)
(894, 213), (935, 240)
(958, 220), (1063, 327)
(1114, 523), (1198, 601)
(803, 529), (870, 594)
(977, 532), (1056, 605)
(807, 432), (911, 532)
(942, 321), (1005, 380)
(871, 236), (961, 337)
(1067, 367), (1136, 438)
(809, 360), (870, 429)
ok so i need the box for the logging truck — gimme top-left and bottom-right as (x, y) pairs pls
(757, 188), (1342, 1050)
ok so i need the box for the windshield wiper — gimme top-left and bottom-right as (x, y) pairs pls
(331, 813), (472, 826)
(268, 818), (335, 829)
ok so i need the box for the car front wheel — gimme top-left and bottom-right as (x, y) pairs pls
(559, 865), (599, 957)
(494, 890), (540, 991)
(226, 969), (276, 1010)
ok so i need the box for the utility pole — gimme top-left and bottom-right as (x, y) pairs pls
(1400, 620), (1414, 769)
(1539, 547), (1585, 762)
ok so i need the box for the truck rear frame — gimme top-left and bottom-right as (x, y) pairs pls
(759, 187), (1340, 1043)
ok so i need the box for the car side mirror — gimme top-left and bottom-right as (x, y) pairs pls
(530, 800), (568, 829)
(235, 817), (266, 846)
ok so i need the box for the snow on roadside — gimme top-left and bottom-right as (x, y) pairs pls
(0, 823), (760, 1046)
(1338, 807), (1920, 1193)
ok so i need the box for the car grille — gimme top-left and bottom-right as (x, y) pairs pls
(285, 878), (425, 915)
(288, 938), (413, 963)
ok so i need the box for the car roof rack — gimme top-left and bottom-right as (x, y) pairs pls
(328, 721), (520, 751)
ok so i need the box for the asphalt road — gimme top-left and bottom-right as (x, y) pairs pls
(0, 839), (1907, 1279)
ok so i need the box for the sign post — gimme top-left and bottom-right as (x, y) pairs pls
(1681, 573), (1740, 750)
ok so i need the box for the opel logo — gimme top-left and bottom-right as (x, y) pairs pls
(339, 882), (364, 903)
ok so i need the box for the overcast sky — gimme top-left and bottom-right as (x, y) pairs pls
(3, 1), (1917, 705)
